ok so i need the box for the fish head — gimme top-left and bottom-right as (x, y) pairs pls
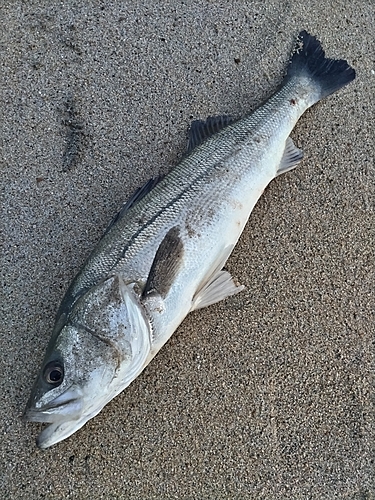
(24, 275), (151, 448)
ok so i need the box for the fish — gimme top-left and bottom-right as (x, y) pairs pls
(24, 30), (355, 448)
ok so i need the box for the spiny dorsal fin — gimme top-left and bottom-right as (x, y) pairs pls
(187, 115), (234, 152)
(103, 176), (162, 237)
(142, 227), (184, 299)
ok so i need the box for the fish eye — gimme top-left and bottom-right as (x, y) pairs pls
(43, 361), (64, 386)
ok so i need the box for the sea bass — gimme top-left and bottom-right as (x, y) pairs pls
(24, 31), (355, 448)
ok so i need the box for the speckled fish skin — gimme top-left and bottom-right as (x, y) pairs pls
(23, 31), (355, 448)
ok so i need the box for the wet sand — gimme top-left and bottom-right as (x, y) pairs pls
(1, 1), (374, 498)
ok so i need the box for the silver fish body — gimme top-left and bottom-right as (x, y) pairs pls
(24, 31), (355, 448)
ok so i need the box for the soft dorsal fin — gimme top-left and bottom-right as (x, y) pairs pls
(103, 176), (162, 236)
(142, 226), (184, 300)
(276, 137), (304, 176)
(187, 115), (234, 152)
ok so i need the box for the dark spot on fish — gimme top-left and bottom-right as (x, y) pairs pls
(186, 222), (196, 238)
(290, 98), (296, 105)
(207, 208), (215, 221)
(36, 177), (45, 184)
(234, 57), (241, 65)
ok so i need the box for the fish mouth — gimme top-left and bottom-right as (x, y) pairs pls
(23, 387), (84, 424)
(23, 386), (89, 449)
(23, 385), (110, 448)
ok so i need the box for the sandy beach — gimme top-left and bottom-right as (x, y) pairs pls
(1, 0), (374, 498)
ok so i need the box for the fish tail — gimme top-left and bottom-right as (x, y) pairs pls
(285, 30), (356, 102)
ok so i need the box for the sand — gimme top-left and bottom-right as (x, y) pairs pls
(1, 0), (374, 498)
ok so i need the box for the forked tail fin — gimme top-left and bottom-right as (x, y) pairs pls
(285, 30), (356, 100)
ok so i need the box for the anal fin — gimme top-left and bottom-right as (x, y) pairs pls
(276, 137), (303, 176)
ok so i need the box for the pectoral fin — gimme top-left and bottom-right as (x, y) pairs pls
(142, 226), (184, 299)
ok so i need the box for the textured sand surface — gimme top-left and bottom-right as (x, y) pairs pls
(1, 1), (374, 498)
